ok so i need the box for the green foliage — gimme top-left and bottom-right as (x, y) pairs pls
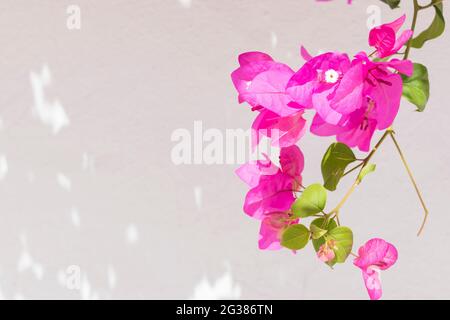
(310, 218), (337, 252)
(310, 224), (328, 240)
(411, 3), (445, 49)
(327, 227), (354, 263)
(402, 63), (430, 112)
(292, 184), (327, 218)
(380, 0), (401, 9)
(321, 143), (357, 191)
(357, 163), (376, 183)
(281, 224), (310, 250)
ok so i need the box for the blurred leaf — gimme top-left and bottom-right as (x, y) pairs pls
(357, 163), (376, 183)
(321, 143), (357, 191)
(292, 184), (327, 218)
(402, 63), (430, 112)
(311, 218), (338, 267)
(380, 0), (401, 9)
(281, 224), (310, 250)
(411, 3), (445, 49)
(328, 227), (353, 263)
(310, 224), (328, 240)
(311, 218), (337, 251)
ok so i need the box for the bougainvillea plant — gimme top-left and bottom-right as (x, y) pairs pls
(231, 0), (445, 300)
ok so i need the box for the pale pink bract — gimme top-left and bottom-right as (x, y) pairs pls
(258, 213), (299, 250)
(231, 52), (302, 117)
(236, 145), (304, 220)
(231, 52), (307, 149)
(353, 238), (398, 300)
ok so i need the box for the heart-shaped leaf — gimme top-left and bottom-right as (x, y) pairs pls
(281, 224), (310, 250)
(327, 227), (353, 263)
(311, 218), (338, 267)
(321, 143), (357, 191)
(310, 224), (328, 240)
(292, 184), (327, 218)
(411, 3), (445, 49)
(402, 63), (430, 112)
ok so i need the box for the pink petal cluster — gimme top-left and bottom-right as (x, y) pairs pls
(317, 240), (337, 262)
(306, 50), (412, 151)
(231, 16), (413, 152)
(353, 238), (398, 300)
(231, 10), (411, 301)
(236, 145), (304, 249)
(231, 52), (307, 150)
(369, 15), (414, 59)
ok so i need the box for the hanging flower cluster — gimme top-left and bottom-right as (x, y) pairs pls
(231, 0), (445, 300)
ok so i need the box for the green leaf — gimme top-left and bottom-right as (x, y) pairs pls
(281, 224), (310, 250)
(292, 184), (327, 218)
(327, 227), (353, 263)
(311, 218), (338, 267)
(401, 63), (430, 112)
(310, 224), (328, 240)
(380, 0), (401, 9)
(357, 163), (376, 183)
(321, 143), (357, 191)
(411, 3), (445, 49)
(311, 218), (337, 251)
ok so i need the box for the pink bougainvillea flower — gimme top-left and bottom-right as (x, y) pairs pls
(251, 109), (307, 150)
(311, 105), (376, 152)
(236, 145), (304, 219)
(243, 172), (296, 220)
(279, 144), (304, 186)
(311, 52), (412, 152)
(259, 212), (298, 250)
(369, 15), (413, 58)
(317, 240), (337, 262)
(359, 50), (412, 129)
(286, 50), (364, 125)
(235, 154), (279, 188)
(231, 52), (307, 149)
(231, 52), (302, 117)
(353, 238), (398, 300)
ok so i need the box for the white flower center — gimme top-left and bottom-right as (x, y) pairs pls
(325, 69), (339, 84)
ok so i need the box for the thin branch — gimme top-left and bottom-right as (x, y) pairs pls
(404, 0), (420, 60)
(330, 129), (392, 220)
(388, 131), (429, 236)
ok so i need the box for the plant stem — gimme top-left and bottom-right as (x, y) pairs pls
(404, 0), (420, 60)
(420, 0), (444, 10)
(329, 0), (433, 231)
(388, 131), (429, 236)
(361, 128), (392, 165)
(342, 162), (364, 177)
(331, 129), (392, 219)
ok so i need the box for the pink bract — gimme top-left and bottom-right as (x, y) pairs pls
(353, 238), (398, 300)
(286, 51), (364, 126)
(236, 145), (304, 220)
(317, 240), (336, 262)
(231, 52), (302, 117)
(310, 51), (412, 152)
(243, 172), (296, 220)
(369, 15), (414, 58)
(235, 155), (279, 188)
(258, 213), (298, 250)
(252, 109), (307, 150)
